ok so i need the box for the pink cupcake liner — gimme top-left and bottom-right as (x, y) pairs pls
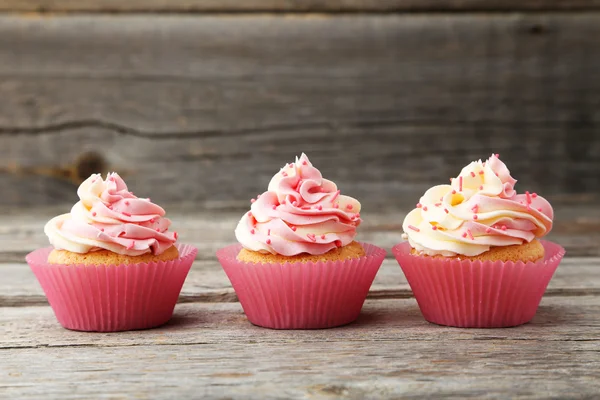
(26, 244), (197, 332)
(216, 242), (386, 329)
(393, 240), (565, 328)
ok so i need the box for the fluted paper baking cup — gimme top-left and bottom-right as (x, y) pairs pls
(216, 242), (386, 329)
(26, 244), (197, 332)
(392, 240), (565, 328)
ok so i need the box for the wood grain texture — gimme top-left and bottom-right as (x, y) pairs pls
(0, 14), (599, 207)
(2, 256), (599, 307)
(1, 0), (599, 13)
(1, 299), (599, 399)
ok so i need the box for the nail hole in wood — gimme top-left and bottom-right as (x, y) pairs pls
(74, 152), (107, 184)
(529, 24), (545, 35)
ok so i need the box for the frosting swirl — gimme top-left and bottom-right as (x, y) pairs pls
(235, 153), (361, 256)
(402, 154), (553, 257)
(45, 173), (177, 256)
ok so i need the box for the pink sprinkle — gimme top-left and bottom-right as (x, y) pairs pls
(502, 225), (507, 231)
(526, 191), (531, 204)
(156, 228), (160, 232)
(479, 170), (484, 175)
(150, 218), (155, 223)
(123, 212), (131, 217)
(470, 172), (476, 177)
(485, 228), (491, 233)
(267, 229), (271, 236)
(125, 201), (130, 206)
(307, 233), (317, 242)
(416, 203), (422, 208)
(459, 176), (463, 191)
(316, 205), (322, 210)
(355, 213), (361, 218)
(321, 235), (326, 240)
(174, 232), (178, 239)
(451, 190), (456, 195)
(435, 203), (441, 207)
(250, 229), (255, 234)
(467, 229), (474, 240)
(450, 178), (454, 182)
(251, 198), (256, 203)
(495, 153), (499, 158)
(432, 226), (438, 230)
(335, 240), (342, 247)
(288, 163), (294, 168)
(281, 199), (286, 204)
(302, 160), (308, 165)
(333, 204), (339, 209)
(471, 204), (479, 212)
(408, 225), (420, 232)
(266, 239), (271, 245)
(444, 208), (449, 214)
(247, 212), (252, 217)
(109, 177), (115, 182)
(537, 207), (542, 212)
(100, 228), (104, 232)
(440, 197), (443, 201)
(532, 193), (538, 198)
(291, 226), (297, 231)
(473, 215), (478, 220)
(346, 204), (353, 210)
(127, 241), (135, 250)
(526, 205), (531, 211)
(257, 194), (261, 199)
(423, 206), (428, 211)
(282, 171), (288, 177)
(292, 201), (299, 207)
(462, 232), (468, 238)
(479, 185), (484, 190)
(130, 191), (134, 196)
(92, 212), (97, 216)
(272, 205), (277, 210)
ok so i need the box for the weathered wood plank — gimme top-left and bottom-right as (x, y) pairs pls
(1, 256), (598, 307)
(0, 14), (598, 206)
(2, 298), (600, 348)
(1, 0), (599, 13)
(1, 299), (599, 399)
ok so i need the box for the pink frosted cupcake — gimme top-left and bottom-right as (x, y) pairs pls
(217, 153), (386, 329)
(26, 173), (197, 332)
(393, 154), (565, 328)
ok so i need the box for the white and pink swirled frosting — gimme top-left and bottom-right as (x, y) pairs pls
(402, 154), (554, 257)
(235, 153), (361, 256)
(45, 173), (177, 256)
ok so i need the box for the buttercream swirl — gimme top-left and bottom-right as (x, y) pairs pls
(235, 153), (361, 256)
(45, 173), (177, 256)
(402, 154), (553, 257)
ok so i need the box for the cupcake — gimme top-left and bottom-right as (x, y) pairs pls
(217, 153), (386, 329)
(393, 154), (565, 328)
(26, 173), (197, 332)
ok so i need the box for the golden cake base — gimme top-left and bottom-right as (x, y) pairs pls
(237, 241), (365, 264)
(411, 239), (544, 263)
(48, 245), (180, 265)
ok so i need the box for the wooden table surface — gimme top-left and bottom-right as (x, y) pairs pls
(1, 206), (599, 399)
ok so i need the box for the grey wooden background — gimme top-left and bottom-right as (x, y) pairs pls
(0, 0), (599, 211)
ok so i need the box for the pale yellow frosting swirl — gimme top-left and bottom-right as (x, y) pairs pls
(402, 154), (553, 257)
